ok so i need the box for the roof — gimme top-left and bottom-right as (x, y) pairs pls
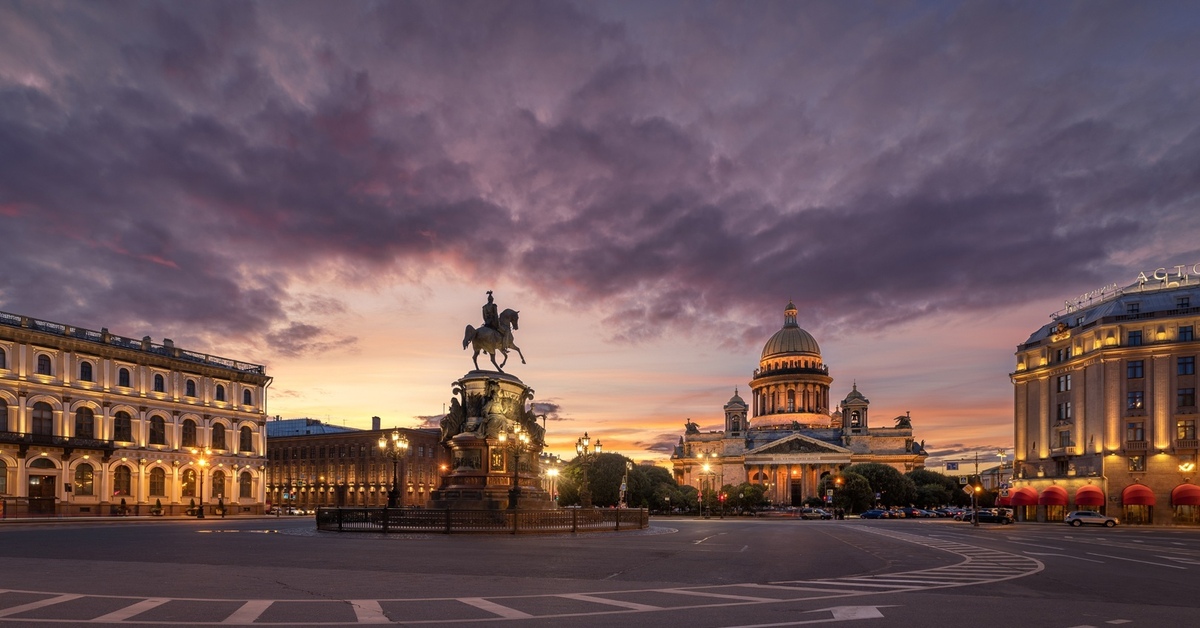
(761, 302), (821, 359)
(1025, 280), (1199, 345)
(266, 418), (361, 438)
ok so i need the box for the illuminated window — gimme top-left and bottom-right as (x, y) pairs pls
(74, 463), (94, 496)
(113, 466), (132, 496)
(1128, 361), (1144, 379)
(1127, 391), (1144, 410)
(1178, 419), (1197, 441)
(1128, 331), (1143, 346)
(1128, 455), (1145, 472)
(1179, 356), (1195, 375)
(1126, 421), (1145, 442)
(181, 469), (197, 497)
(118, 367), (131, 388)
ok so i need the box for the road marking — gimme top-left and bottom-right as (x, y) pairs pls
(1156, 555), (1200, 565)
(1086, 553), (1186, 569)
(1006, 540), (1063, 550)
(721, 605), (892, 627)
(458, 598), (533, 619)
(0, 594), (83, 618)
(223, 600), (273, 624)
(349, 600), (390, 624)
(91, 598), (170, 622)
(557, 593), (660, 611)
(1023, 552), (1103, 563)
(656, 589), (780, 602)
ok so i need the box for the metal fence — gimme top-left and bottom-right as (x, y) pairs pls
(315, 507), (649, 534)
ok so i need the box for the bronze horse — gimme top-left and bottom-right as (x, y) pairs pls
(463, 308), (525, 372)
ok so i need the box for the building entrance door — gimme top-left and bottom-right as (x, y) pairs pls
(28, 475), (57, 515)
(790, 479), (804, 507)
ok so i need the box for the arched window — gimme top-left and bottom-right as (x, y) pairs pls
(149, 415), (166, 445)
(0, 348), (6, 369)
(243, 389), (252, 406)
(239, 471), (253, 499)
(185, 379), (197, 397)
(75, 407), (95, 439)
(32, 401), (53, 435)
(37, 354), (52, 375)
(212, 424), (227, 450)
(786, 390), (796, 413)
(182, 468), (197, 498)
(118, 368), (131, 388)
(212, 470), (226, 499)
(74, 463), (95, 496)
(0, 460), (6, 493)
(239, 426), (254, 452)
(0, 398), (8, 432)
(113, 411), (133, 442)
(181, 419), (197, 448)
(150, 467), (166, 496)
(113, 466), (132, 496)
(79, 361), (93, 382)
(215, 385), (225, 402)
(153, 374), (165, 392)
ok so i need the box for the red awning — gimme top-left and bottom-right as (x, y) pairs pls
(996, 494), (1012, 506)
(1075, 485), (1105, 507)
(1122, 484), (1156, 506)
(1171, 484), (1200, 506)
(1039, 485), (1068, 506)
(1010, 487), (1038, 506)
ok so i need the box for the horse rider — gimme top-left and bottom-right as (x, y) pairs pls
(482, 291), (500, 332)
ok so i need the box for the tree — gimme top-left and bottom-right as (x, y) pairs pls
(819, 472), (872, 513)
(906, 469), (960, 508)
(843, 463), (916, 507)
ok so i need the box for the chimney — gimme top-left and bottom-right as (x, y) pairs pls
(372, 416), (381, 431)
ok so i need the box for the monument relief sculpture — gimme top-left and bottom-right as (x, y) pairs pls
(463, 290), (525, 372)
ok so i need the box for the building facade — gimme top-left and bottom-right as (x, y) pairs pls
(0, 310), (271, 517)
(671, 302), (928, 506)
(1011, 266), (1200, 525)
(265, 417), (447, 510)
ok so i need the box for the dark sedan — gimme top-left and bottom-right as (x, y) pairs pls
(859, 509), (889, 519)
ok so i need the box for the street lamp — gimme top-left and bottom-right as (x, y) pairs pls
(191, 448), (210, 519)
(575, 432), (601, 508)
(619, 461), (632, 508)
(696, 451), (716, 518)
(377, 428), (409, 509)
(547, 466), (560, 504)
(498, 424), (531, 510)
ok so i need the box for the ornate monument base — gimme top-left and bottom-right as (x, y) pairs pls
(429, 371), (554, 510)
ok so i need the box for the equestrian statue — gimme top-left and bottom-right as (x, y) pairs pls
(463, 290), (526, 372)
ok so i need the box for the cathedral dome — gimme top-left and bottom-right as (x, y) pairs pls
(760, 301), (821, 359)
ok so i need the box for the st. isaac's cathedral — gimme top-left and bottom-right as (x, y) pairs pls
(671, 302), (928, 506)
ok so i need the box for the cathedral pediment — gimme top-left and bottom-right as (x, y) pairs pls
(745, 433), (851, 456)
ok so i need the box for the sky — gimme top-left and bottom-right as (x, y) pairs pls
(2, 1), (1199, 467)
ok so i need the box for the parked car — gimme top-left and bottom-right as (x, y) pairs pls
(962, 508), (1014, 524)
(1065, 511), (1119, 527)
(799, 507), (833, 520)
(859, 509), (889, 519)
(899, 507), (934, 518)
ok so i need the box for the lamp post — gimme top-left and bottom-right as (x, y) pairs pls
(575, 432), (601, 508)
(619, 461), (632, 508)
(696, 451), (716, 518)
(191, 448), (210, 519)
(377, 428), (409, 509)
(499, 424), (531, 510)
(547, 466), (559, 504)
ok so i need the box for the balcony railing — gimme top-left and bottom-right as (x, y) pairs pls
(1049, 445), (1079, 457)
(0, 431), (116, 450)
(1176, 439), (1199, 450)
(1124, 440), (1149, 451)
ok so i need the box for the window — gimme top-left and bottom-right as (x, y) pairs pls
(1058, 431), (1072, 447)
(1056, 347), (1072, 362)
(1056, 402), (1072, 421)
(118, 367), (131, 388)
(1183, 326), (1195, 342)
(1126, 421), (1145, 441)
(240, 472), (253, 499)
(0, 348), (5, 369)
(1180, 356), (1196, 375)
(113, 466), (132, 496)
(0, 399), (7, 431)
(0, 460), (6, 493)
(212, 424), (226, 450)
(1127, 303), (1140, 315)
(1180, 297), (1191, 309)
(786, 389), (795, 412)
(1127, 391), (1145, 410)
(74, 463), (94, 496)
(79, 361), (93, 382)
(1180, 388), (1197, 408)
(1057, 374), (1072, 392)
(181, 419), (197, 448)
(1128, 360), (1144, 379)
(147, 415), (166, 445)
(1128, 331), (1143, 346)
(1128, 455), (1146, 472)
(74, 407), (95, 439)
(150, 468), (166, 496)
(243, 389), (252, 405)
(212, 470), (226, 499)
(181, 469), (197, 497)
(215, 385), (225, 402)
(1179, 419), (1197, 441)
(153, 374), (165, 392)
(113, 411), (133, 442)
(239, 426), (253, 452)
(37, 354), (52, 375)
(185, 379), (197, 397)
(32, 401), (53, 435)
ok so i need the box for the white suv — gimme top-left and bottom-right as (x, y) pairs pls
(1065, 510), (1118, 527)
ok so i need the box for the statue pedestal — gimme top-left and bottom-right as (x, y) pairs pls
(429, 371), (554, 510)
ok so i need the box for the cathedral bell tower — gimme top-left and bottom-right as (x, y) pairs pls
(724, 389), (749, 437)
(840, 382), (869, 435)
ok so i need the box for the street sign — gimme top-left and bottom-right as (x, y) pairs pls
(826, 489), (834, 497)
(958, 476), (968, 485)
(962, 486), (974, 495)
(946, 462), (959, 471)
